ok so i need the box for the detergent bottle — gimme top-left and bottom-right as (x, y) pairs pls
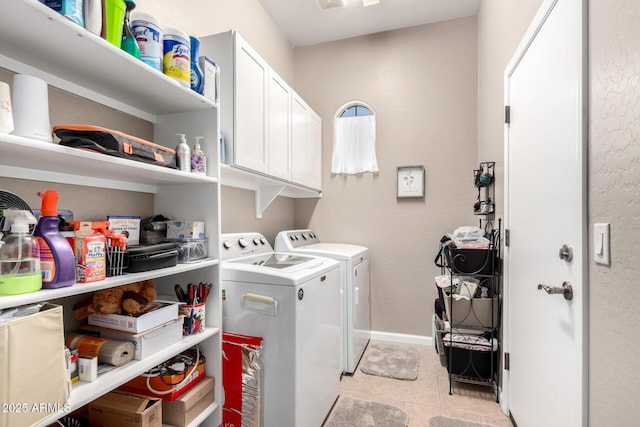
(34, 190), (76, 288)
(0, 209), (42, 295)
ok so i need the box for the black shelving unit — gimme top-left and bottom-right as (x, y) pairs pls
(440, 227), (501, 401)
(434, 160), (501, 401)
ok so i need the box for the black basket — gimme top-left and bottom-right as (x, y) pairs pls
(444, 340), (497, 379)
(445, 247), (498, 276)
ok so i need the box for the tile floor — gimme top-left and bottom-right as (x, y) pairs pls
(328, 340), (513, 427)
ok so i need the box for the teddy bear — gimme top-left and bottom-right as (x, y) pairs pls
(73, 280), (157, 319)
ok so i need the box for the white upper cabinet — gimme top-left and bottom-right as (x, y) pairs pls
(292, 93), (323, 191)
(200, 31), (321, 196)
(235, 37), (269, 173)
(268, 70), (292, 181)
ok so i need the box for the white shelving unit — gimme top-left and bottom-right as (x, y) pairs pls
(0, 1), (222, 426)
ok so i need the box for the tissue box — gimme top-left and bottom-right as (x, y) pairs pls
(166, 221), (205, 240)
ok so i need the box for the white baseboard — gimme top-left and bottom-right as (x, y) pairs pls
(370, 330), (432, 347)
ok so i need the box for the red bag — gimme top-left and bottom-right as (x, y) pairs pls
(222, 332), (263, 427)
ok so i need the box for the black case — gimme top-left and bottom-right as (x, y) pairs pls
(125, 243), (179, 273)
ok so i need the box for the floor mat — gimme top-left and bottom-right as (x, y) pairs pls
(360, 343), (419, 380)
(324, 397), (409, 427)
(428, 415), (496, 427)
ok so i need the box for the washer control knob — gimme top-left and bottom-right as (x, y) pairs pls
(302, 233), (308, 240)
(238, 238), (248, 248)
(290, 235), (295, 241)
(222, 240), (232, 249)
(253, 237), (260, 246)
(260, 237), (267, 245)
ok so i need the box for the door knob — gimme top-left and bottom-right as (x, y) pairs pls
(537, 282), (573, 301)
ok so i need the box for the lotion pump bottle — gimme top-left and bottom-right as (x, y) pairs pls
(176, 133), (191, 172)
(191, 136), (207, 175)
(33, 189), (75, 289)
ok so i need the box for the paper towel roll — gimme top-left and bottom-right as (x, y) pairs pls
(67, 334), (135, 367)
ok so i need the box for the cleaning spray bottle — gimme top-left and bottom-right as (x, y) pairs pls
(34, 190), (75, 288)
(0, 209), (42, 295)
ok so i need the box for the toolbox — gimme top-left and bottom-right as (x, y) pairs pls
(125, 243), (180, 273)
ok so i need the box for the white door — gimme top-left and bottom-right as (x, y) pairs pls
(234, 37), (268, 173)
(504, 0), (587, 426)
(267, 70), (291, 180)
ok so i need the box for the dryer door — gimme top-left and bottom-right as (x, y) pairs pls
(353, 257), (371, 362)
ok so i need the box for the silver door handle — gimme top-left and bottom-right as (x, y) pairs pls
(537, 282), (573, 301)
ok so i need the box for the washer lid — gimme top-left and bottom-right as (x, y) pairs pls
(281, 242), (368, 261)
(221, 253), (340, 286)
(229, 253), (314, 269)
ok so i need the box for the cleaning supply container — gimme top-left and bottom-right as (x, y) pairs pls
(120, 0), (140, 58)
(175, 133), (191, 172)
(34, 190), (75, 289)
(131, 11), (163, 71)
(189, 36), (204, 95)
(104, 0), (126, 47)
(0, 209), (42, 295)
(163, 27), (190, 87)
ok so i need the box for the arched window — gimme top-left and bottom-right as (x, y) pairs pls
(331, 101), (379, 174)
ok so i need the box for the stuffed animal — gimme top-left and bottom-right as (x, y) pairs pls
(73, 280), (156, 319)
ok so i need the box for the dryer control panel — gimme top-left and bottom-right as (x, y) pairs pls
(276, 229), (320, 250)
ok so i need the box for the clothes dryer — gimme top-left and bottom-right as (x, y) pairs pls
(220, 232), (341, 427)
(275, 229), (371, 374)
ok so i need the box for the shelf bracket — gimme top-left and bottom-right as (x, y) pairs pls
(255, 184), (285, 219)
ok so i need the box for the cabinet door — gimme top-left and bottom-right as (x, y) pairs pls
(306, 109), (322, 190)
(291, 94), (322, 190)
(234, 38), (268, 173)
(268, 71), (291, 180)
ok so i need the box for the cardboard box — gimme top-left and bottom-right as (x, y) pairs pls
(108, 215), (142, 246)
(162, 376), (215, 427)
(88, 301), (180, 333)
(166, 220), (205, 240)
(79, 317), (183, 360)
(199, 56), (219, 103)
(88, 391), (161, 427)
(0, 304), (68, 427)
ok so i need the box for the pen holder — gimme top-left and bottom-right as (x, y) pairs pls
(180, 302), (205, 335)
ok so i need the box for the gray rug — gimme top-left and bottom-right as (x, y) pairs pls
(428, 416), (495, 427)
(360, 343), (419, 380)
(324, 397), (409, 427)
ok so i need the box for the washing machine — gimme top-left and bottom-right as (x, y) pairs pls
(275, 229), (371, 375)
(220, 232), (341, 427)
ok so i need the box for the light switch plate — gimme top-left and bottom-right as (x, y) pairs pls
(594, 223), (610, 265)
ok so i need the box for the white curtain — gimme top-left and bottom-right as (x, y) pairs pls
(331, 115), (379, 174)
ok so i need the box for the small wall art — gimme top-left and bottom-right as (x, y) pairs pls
(397, 165), (425, 198)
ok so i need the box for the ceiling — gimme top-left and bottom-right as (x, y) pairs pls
(257, 0), (481, 47)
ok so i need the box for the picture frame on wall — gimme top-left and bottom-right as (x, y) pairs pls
(397, 165), (425, 198)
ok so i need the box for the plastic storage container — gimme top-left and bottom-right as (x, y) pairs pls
(131, 11), (163, 71)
